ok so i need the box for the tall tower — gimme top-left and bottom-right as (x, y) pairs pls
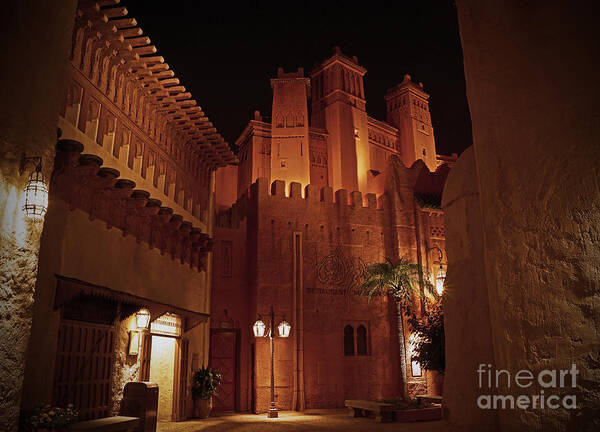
(311, 47), (370, 194)
(270, 67), (311, 191)
(385, 74), (438, 170)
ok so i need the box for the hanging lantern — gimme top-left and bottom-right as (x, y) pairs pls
(436, 266), (446, 296)
(253, 316), (266, 337)
(136, 308), (151, 329)
(23, 166), (48, 219)
(278, 318), (291, 338)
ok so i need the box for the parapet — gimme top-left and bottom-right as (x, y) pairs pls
(249, 177), (383, 211)
(276, 67), (305, 78)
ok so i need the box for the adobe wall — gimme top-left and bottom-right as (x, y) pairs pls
(450, 1), (600, 431)
(0, 2), (77, 430)
(21, 197), (210, 413)
(211, 219), (253, 411)
(213, 155), (449, 411)
(250, 178), (400, 410)
(442, 146), (497, 430)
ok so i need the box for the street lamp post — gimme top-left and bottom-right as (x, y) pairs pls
(253, 306), (290, 418)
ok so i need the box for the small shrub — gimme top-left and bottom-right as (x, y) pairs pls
(26, 404), (78, 429)
(408, 303), (445, 373)
(191, 366), (222, 401)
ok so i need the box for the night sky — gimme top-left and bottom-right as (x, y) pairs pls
(126, 0), (472, 157)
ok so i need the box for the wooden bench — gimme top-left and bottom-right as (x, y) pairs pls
(344, 400), (395, 423)
(416, 394), (443, 405)
(69, 416), (140, 432)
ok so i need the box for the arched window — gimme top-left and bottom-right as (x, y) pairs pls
(276, 113), (284, 128)
(344, 325), (354, 356)
(356, 325), (368, 355)
(286, 113), (294, 128)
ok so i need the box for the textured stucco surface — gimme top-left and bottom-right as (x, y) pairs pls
(111, 315), (141, 415)
(22, 198), (210, 413)
(448, 1), (600, 431)
(0, 1), (76, 430)
(442, 147), (497, 430)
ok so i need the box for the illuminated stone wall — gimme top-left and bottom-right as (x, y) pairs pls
(0, 2), (76, 430)
(21, 197), (209, 412)
(444, 1), (600, 431)
(213, 156), (450, 411)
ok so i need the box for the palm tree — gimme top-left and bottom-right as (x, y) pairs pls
(360, 256), (437, 400)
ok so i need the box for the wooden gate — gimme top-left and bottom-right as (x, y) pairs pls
(52, 319), (115, 420)
(174, 338), (189, 421)
(209, 329), (238, 411)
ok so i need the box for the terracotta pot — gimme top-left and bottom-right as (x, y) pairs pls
(193, 397), (212, 419)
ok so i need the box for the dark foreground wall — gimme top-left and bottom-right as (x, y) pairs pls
(444, 1), (600, 431)
(0, 1), (77, 430)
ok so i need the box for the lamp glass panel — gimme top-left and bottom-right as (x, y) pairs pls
(136, 308), (151, 329)
(436, 267), (446, 296)
(278, 320), (291, 338)
(23, 171), (48, 219)
(253, 319), (266, 337)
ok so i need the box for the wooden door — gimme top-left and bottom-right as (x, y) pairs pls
(139, 332), (152, 382)
(209, 329), (238, 411)
(173, 338), (189, 421)
(52, 319), (115, 420)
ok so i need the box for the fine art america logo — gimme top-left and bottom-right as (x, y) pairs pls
(477, 364), (578, 410)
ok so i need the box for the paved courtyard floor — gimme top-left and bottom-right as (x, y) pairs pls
(157, 409), (447, 432)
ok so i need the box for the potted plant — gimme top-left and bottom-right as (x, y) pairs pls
(191, 366), (222, 419)
(25, 404), (78, 431)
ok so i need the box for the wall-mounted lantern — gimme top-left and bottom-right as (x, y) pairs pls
(436, 265), (446, 296)
(427, 245), (446, 296)
(21, 157), (48, 219)
(136, 308), (151, 330)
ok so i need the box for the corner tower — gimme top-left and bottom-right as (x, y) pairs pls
(385, 74), (437, 170)
(270, 67), (311, 190)
(311, 47), (370, 194)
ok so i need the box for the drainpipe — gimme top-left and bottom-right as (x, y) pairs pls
(204, 169), (216, 367)
(292, 232), (305, 410)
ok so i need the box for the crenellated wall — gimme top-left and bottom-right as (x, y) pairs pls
(213, 155), (450, 412)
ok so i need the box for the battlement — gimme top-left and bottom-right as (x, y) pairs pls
(276, 66), (305, 79)
(251, 177), (384, 209)
(216, 177), (392, 229)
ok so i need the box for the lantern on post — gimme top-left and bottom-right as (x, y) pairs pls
(253, 316), (266, 337)
(277, 317), (291, 338)
(252, 306), (291, 418)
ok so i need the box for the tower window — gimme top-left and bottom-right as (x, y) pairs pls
(344, 325), (354, 356)
(356, 325), (368, 355)
(423, 149), (427, 156)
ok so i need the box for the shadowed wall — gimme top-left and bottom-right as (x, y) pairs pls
(444, 1), (600, 431)
(0, 2), (77, 430)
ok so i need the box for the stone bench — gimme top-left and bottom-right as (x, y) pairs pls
(415, 394), (443, 405)
(344, 400), (395, 423)
(69, 416), (140, 432)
